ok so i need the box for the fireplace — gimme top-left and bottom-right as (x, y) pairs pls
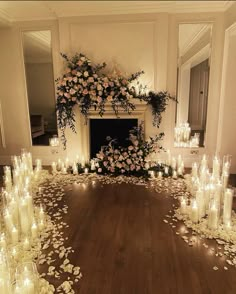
(90, 118), (138, 159)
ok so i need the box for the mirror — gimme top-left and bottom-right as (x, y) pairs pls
(22, 30), (58, 146)
(176, 23), (212, 147)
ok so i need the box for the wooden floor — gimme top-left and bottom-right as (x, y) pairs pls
(42, 180), (236, 294)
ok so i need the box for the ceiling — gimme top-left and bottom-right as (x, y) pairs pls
(0, 1), (234, 27)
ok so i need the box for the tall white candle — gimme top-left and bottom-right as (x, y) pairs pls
(72, 162), (78, 175)
(23, 238), (30, 250)
(23, 278), (34, 294)
(191, 200), (199, 223)
(222, 171), (229, 190)
(223, 189), (233, 224)
(180, 198), (187, 214)
(208, 202), (219, 230)
(11, 226), (19, 244)
(51, 162), (57, 174)
(31, 223), (38, 239)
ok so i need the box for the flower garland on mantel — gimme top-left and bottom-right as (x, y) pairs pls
(56, 53), (177, 148)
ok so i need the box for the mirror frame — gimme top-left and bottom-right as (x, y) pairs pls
(175, 20), (214, 149)
(20, 22), (59, 148)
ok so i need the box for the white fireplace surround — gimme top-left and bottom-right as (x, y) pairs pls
(65, 99), (148, 161)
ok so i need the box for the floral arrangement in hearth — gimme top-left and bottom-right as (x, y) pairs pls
(56, 53), (177, 148)
(94, 122), (165, 177)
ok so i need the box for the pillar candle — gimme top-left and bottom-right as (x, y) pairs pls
(222, 172), (229, 190)
(23, 238), (30, 250)
(23, 278), (34, 294)
(39, 205), (45, 222)
(19, 199), (30, 236)
(196, 189), (205, 218)
(208, 202), (219, 230)
(191, 200), (199, 223)
(172, 170), (177, 179)
(158, 171), (162, 179)
(51, 162), (57, 174)
(38, 220), (45, 231)
(164, 166), (169, 175)
(84, 168), (89, 174)
(31, 223), (38, 239)
(72, 163), (78, 175)
(4, 209), (13, 235)
(213, 156), (220, 179)
(180, 198), (187, 214)
(11, 226), (19, 244)
(223, 189), (233, 224)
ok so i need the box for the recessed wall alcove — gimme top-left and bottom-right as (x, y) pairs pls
(89, 118), (138, 159)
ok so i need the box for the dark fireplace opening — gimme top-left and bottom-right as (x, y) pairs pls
(90, 118), (138, 159)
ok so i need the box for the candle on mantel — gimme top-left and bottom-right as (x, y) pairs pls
(223, 188), (233, 225)
(191, 199), (199, 223)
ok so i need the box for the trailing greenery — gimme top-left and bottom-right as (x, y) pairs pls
(56, 53), (176, 148)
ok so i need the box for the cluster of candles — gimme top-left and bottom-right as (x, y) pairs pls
(165, 150), (185, 178)
(180, 154), (234, 230)
(0, 151), (45, 293)
(51, 156), (96, 175)
(174, 122), (199, 148)
(147, 152), (185, 179)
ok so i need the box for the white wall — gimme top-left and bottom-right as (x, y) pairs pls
(0, 11), (234, 168)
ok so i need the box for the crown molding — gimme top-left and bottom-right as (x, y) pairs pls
(0, 8), (12, 27)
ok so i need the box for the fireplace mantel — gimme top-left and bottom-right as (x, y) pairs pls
(65, 99), (148, 161)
